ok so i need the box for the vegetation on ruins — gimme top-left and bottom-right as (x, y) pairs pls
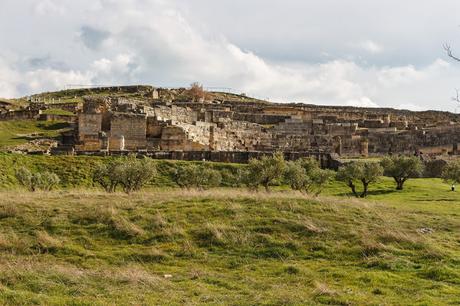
(442, 160), (460, 189)
(284, 158), (334, 195)
(173, 163), (222, 190)
(336, 161), (384, 197)
(92, 155), (156, 194)
(185, 82), (212, 102)
(381, 155), (425, 190)
(245, 152), (286, 192)
(15, 166), (60, 192)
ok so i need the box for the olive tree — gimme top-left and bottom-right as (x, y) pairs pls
(15, 167), (60, 192)
(92, 156), (156, 194)
(381, 155), (424, 190)
(173, 164), (222, 190)
(284, 158), (334, 195)
(336, 161), (383, 198)
(245, 152), (286, 192)
(92, 159), (124, 193)
(442, 160), (460, 190)
(118, 156), (157, 194)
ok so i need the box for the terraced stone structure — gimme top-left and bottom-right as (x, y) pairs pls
(72, 86), (460, 161)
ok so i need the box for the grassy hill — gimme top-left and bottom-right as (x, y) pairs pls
(0, 178), (459, 304)
(1, 154), (460, 304)
(0, 121), (71, 150)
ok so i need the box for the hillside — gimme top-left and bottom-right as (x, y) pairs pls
(0, 181), (459, 305)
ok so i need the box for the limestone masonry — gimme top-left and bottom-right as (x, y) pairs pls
(65, 86), (460, 160)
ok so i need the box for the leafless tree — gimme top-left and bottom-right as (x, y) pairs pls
(444, 44), (460, 105)
(444, 44), (460, 62)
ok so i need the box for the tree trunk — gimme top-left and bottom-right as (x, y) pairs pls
(348, 181), (359, 197)
(394, 177), (406, 190)
(361, 180), (369, 198)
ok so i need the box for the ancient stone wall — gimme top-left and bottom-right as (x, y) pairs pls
(109, 114), (147, 151)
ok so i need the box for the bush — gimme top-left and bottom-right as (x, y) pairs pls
(15, 167), (60, 192)
(284, 158), (334, 195)
(245, 152), (286, 192)
(424, 159), (447, 178)
(442, 160), (460, 190)
(173, 164), (222, 190)
(92, 155), (156, 194)
(92, 159), (124, 193)
(118, 156), (157, 194)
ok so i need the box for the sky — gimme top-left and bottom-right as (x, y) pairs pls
(1, 0), (460, 111)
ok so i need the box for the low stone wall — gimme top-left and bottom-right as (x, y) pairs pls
(0, 110), (39, 121)
(38, 114), (77, 123)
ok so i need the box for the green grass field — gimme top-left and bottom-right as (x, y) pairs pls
(0, 175), (459, 305)
(0, 121), (70, 149)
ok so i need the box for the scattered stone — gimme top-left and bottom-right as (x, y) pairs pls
(417, 227), (434, 234)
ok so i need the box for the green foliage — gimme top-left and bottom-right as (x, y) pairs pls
(337, 161), (383, 197)
(442, 160), (460, 187)
(381, 155), (424, 190)
(92, 159), (125, 192)
(15, 166), (60, 192)
(92, 155), (156, 194)
(173, 164), (222, 190)
(284, 158), (334, 195)
(117, 156), (157, 194)
(245, 152), (286, 191)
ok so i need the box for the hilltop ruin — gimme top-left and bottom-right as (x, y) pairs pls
(3, 85), (460, 164)
(64, 86), (460, 161)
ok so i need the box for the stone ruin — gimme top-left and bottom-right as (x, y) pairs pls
(69, 87), (460, 163)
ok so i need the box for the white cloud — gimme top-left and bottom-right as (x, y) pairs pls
(356, 40), (384, 54)
(34, 0), (66, 15)
(1, 0), (460, 113)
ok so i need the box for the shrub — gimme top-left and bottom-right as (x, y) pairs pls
(92, 156), (156, 194)
(38, 172), (61, 191)
(15, 167), (60, 192)
(173, 164), (222, 190)
(118, 156), (157, 194)
(92, 159), (124, 193)
(442, 160), (460, 189)
(245, 152), (286, 192)
(284, 158), (334, 195)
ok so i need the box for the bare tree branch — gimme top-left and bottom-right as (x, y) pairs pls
(452, 89), (460, 104)
(444, 44), (460, 62)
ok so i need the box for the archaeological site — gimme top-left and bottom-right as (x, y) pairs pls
(3, 85), (460, 165)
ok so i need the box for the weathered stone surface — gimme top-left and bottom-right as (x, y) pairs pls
(73, 93), (460, 161)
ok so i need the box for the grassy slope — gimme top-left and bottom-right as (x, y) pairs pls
(0, 154), (243, 188)
(0, 179), (459, 305)
(0, 121), (70, 149)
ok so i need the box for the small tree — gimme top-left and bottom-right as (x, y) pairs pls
(246, 152), (286, 192)
(39, 172), (61, 191)
(15, 167), (60, 192)
(336, 161), (383, 198)
(173, 164), (222, 190)
(188, 82), (206, 102)
(442, 160), (460, 190)
(92, 159), (124, 193)
(284, 158), (334, 195)
(118, 156), (157, 194)
(15, 167), (35, 192)
(381, 156), (424, 190)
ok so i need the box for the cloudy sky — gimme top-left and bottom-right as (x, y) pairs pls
(1, 0), (460, 111)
